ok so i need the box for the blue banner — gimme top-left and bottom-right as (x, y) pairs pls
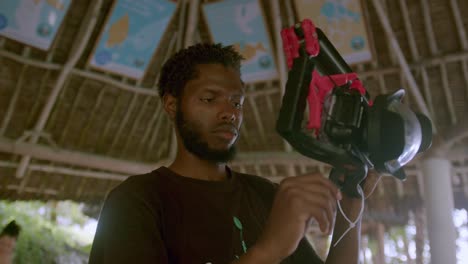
(0, 0), (72, 50)
(203, 0), (278, 83)
(294, 0), (372, 64)
(89, 0), (176, 80)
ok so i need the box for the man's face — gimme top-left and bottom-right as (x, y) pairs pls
(175, 64), (244, 163)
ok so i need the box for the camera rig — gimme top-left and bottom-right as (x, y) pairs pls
(276, 19), (432, 197)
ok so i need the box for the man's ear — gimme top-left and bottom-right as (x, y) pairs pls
(163, 93), (177, 120)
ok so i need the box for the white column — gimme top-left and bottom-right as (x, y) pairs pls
(421, 158), (456, 264)
(376, 223), (385, 264)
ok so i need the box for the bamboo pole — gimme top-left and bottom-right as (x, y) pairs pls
(371, 0), (434, 129)
(15, 0), (105, 178)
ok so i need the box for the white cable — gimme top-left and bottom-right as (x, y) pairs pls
(332, 185), (365, 247)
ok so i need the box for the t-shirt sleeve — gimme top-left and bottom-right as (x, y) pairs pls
(88, 185), (168, 264)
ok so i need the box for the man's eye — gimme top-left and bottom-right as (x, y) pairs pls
(201, 98), (213, 103)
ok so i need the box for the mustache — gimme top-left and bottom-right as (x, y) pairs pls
(212, 123), (239, 134)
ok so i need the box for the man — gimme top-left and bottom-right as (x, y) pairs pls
(0, 220), (21, 264)
(89, 43), (380, 263)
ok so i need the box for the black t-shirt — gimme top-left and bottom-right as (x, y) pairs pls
(89, 167), (323, 264)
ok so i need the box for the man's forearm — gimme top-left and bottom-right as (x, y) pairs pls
(326, 197), (362, 264)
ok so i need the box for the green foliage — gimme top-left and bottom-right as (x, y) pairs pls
(0, 200), (93, 264)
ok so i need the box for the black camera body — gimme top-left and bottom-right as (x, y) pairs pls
(277, 20), (432, 197)
(324, 85), (365, 146)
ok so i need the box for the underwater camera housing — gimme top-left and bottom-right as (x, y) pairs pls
(276, 19), (433, 197)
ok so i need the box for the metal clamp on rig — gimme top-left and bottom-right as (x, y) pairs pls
(276, 19), (433, 198)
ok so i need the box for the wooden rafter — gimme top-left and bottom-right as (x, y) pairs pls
(76, 88), (108, 148)
(107, 93), (139, 154)
(371, 0), (434, 129)
(420, 0), (438, 55)
(449, 0), (468, 50)
(399, 0), (420, 61)
(0, 61), (29, 135)
(14, 0), (105, 179)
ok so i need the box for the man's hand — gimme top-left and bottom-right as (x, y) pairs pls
(331, 169), (382, 219)
(251, 173), (342, 263)
(324, 169), (382, 264)
(235, 170), (382, 264)
(362, 169), (382, 199)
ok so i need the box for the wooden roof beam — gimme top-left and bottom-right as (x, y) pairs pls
(0, 49), (61, 70)
(0, 136), (162, 175)
(76, 88), (107, 148)
(371, 0), (435, 132)
(462, 60), (468, 102)
(381, 0), (397, 65)
(3, 185), (58, 196)
(134, 102), (162, 157)
(176, 0), (188, 50)
(107, 93), (139, 154)
(419, 0), (458, 126)
(271, 0), (287, 97)
(0, 161), (128, 181)
(359, 51), (468, 78)
(3, 46), (464, 102)
(449, 0), (468, 50)
(271, 0), (295, 155)
(440, 63), (457, 124)
(420, 0), (438, 55)
(0, 51), (29, 135)
(184, 0), (200, 48)
(120, 96), (153, 156)
(247, 86), (268, 147)
(25, 71), (52, 132)
(15, 0), (104, 179)
(420, 68), (436, 124)
(151, 32), (179, 91)
(146, 109), (168, 158)
(73, 69), (158, 96)
(57, 80), (88, 145)
(2, 135), (467, 182)
(398, 0), (420, 61)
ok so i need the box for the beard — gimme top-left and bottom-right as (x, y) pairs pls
(175, 107), (237, 163)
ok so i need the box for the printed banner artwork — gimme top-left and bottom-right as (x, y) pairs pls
(88, 0), (177, 80)
(203, 0), (278, 83)
(0, 0), (72, 50)
(294, 0), (372, 64)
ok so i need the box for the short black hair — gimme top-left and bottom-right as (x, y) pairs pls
(1, 220), (20, 238)
(158, 43), (243, 98)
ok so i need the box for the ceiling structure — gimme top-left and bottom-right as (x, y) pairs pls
(0, 0), (467, 226)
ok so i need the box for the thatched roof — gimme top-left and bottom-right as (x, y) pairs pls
(1, 0), (467, 223)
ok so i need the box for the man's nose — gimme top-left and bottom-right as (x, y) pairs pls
(219, 103), (237, 122)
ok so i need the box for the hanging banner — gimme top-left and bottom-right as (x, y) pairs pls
(203, 0), (278, 83)
(0, 0), (72, 50)
(294, 0), (372, 64)
(88, 0), (176, 80)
